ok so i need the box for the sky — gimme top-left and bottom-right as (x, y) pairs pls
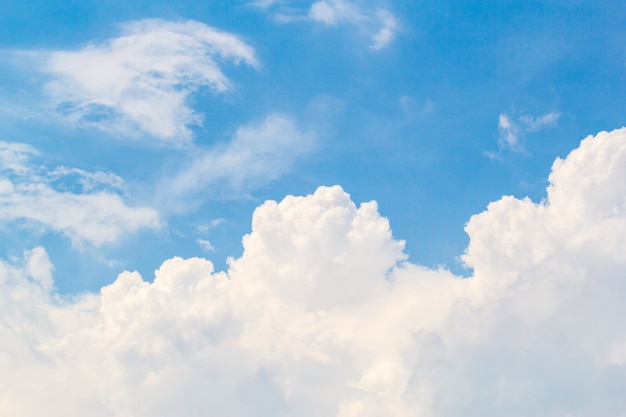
(1, 1), (625, 416)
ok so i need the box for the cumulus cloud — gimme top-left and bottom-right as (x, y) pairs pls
(0, 141), (159, 246)
(2, 127), (626, 416)
(38, 19), (258, 146)
(266, 0), (398, 50)
(488, 111), (561, 157)
(158, 113), (315, 210)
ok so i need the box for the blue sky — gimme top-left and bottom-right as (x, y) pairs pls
(1, 1), (626, 415)
(2, 0), (623, 292)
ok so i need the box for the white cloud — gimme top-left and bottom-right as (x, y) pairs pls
(2, 127), (626, 415)
(308, 0), (363, 25)
(519, 111), (561, 132)
(489, 111), (561, 157)
(48, 167), (125, 192)
(158, 113), (315, 210)
(0, 142), (159, 246)
(0, 141), (38, 174)
(498, 113), (524, 151)
(196, 218), (226, 234)
(268, 1), (398, 50)
(369, 8), (398, 51)
(196, 238), (216, 252)
(39, 19), (258, 146)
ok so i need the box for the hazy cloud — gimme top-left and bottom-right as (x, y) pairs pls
(158, 113), (315, 210)
(0, 141), (38, 175)
(264, 0), (398, 50)
(0, 142), (159, 246)
(369, 8), (398, 50)
(2, 128), (626, 415)
(308, 0), (362, 25)
(196, 238), (216, 252)
(37, 19), (258, 146)
(488, 111), (561, 157)
(247, 0), (284, 9)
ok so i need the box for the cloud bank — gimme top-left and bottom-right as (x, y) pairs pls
(0, 141), (159, 246)
(40, 19), (258, 145)
(2, 128), (626, 416)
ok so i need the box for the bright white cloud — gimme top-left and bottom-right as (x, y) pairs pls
(2, 127), (626, 416)
(39, 19), (258, 146)
(268, 1), (398, 50)
(0, 142), (159, 246)
(490, 111), (561, 157)
(158, 113), (314, 210)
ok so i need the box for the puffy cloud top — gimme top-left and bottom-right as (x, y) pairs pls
(2, 128), (626, 416)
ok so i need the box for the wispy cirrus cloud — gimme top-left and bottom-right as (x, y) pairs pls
(258, 0), (399, 50)
(488, 111), (561, 158)
(2, 128), (626, 416)
(158, 113), (315, 211)
(31, 19), (258, 146)
(0, 141), (159, 246)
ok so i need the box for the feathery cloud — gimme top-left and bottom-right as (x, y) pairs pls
(488, 111), (561, 157)
(264, 0), (398, 50)
(158, 113), (315, 210)
(0, 141), (159, 246)
(37, 19), (258, 146)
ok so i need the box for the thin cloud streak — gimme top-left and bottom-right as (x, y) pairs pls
(0, 141), (159, 246)
(262, 0), (399, 50)
(486, 111), (561, 158)
(157, 113), (315, 212)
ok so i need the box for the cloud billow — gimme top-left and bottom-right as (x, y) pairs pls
(1, 128), (626, 416)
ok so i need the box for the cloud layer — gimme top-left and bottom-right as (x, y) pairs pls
(2, 128), (626, 416)
(40, 19), (258, 145)
(0, 141), (159, 246)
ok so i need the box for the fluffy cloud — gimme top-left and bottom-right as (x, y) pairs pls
(488, 111), (561, 157)
(158, 113), (315, 210)
(267, 0), (398, 50)
(0, 141), (159, 246)
(2, 127), (626, 416)
(39, 19), (258, 145)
